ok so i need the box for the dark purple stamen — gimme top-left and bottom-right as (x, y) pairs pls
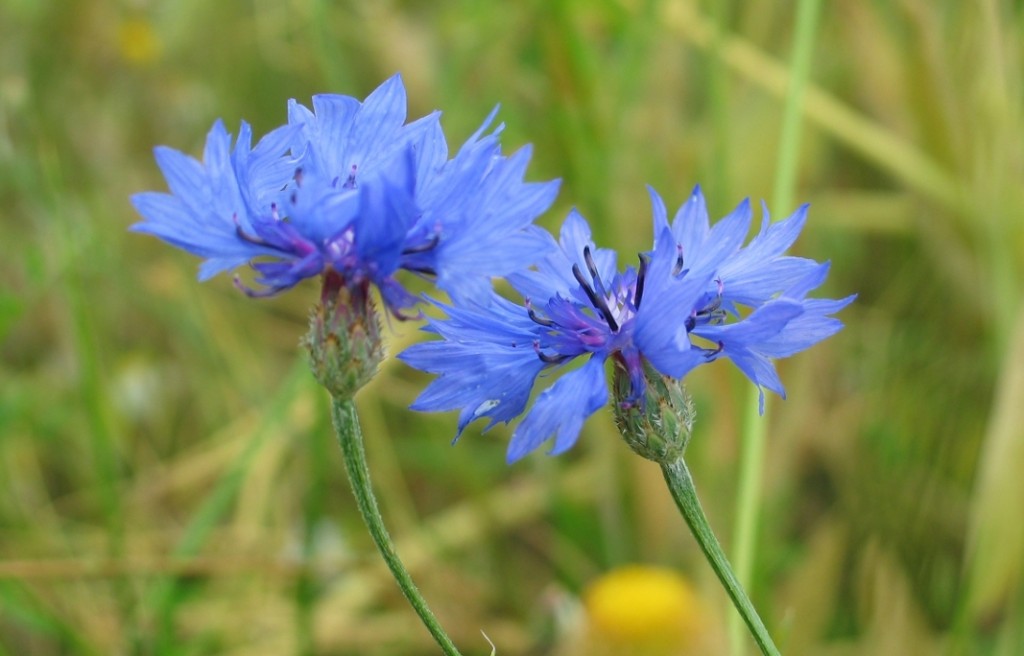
(526, 300), (556, 327)
(235, 224), (266, 245)
(583, 246), (609, 298)
(344, 164), (358, 189)
(572, 263), (620, 332)
(234, 213), (272, 247)
(401, 234), (440, 255)
(672, 245), (685, 276)
(533, 340), (570, 364)
(696, 297), (724, 323)
(403, 265), (437, 276)
(232, 274), (281, 298)
(293, 168), (304, 186)
(633, 253), (650, 309)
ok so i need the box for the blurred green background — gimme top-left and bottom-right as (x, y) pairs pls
(1, 0), (1022, 654)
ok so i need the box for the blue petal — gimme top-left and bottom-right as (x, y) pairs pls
(198, 257), (251, 280)
(757, 297), (854, 358)
(694, 299), (804, 348)
(781, 259), (831, 300)
(633, 228), (716, 378)
(648, 186), (670, 243)
(280, 178), (360, 246)
(510, 210), (617, 306)
(507, 355), (609, 463)
(129, 192), (270, 262)
(345, 74), (410, 172)
(559, 209), (617, 283)
(669, 184), (710, 263)
(201, 120), (234, 183)
(355, 149), (419, 277)
(410, 119), (449, 190)
(728, 349), (780, 414)
(401, 337), (545, 439)
(685, 197), (752, 276)
(434, 225), (557, 304)
(420, 300), (540, 355)
(239, 123), (303, 212)
(744, 261), (856, 357)
(694, 300), (804, 408)
(152, 145), (206, 210)
(721, 256), (819, 307)
(289, 75), (442, 184)
(414, 137), (560, 299)
(134, 119), (302, 278)
(306, 93), (361, 173)
(717, 202), (818, 305)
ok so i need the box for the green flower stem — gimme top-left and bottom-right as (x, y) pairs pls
(732, 0), (821, 653)
(730, 397), (770, 653)
(330, 397), (462, 656)
(661, 458), (781, 656)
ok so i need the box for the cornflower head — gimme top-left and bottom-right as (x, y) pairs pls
(400, 186), (854, 463)
(131, 75), (559, 398)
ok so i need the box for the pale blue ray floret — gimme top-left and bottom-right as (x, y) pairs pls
(131, 75), (560, 314)
(400, 186), (855, 463)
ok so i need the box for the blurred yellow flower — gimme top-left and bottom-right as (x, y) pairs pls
(118, 18), (161, 66)
(579, 564), (717, 656)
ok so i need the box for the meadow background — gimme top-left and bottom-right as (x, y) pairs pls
(1, 0), (1022, 654)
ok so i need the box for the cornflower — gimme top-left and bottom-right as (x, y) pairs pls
(130, 74), (559, 315)
(130, 77), (562, 656)
(400, 186), (854, 463)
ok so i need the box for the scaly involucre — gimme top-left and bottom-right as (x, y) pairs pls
(131, 75), (560, 314)
(400, 186), (854, 462)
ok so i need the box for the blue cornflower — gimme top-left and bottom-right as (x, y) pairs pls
(400, 187), (854, 462)
(131, 75), (559, 315)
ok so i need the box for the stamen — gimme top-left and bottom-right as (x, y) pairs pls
(232, 274), (280, 298)
(696, 297), (722, 317)
(580, 245), (604, 291)
(403, 264), (437, 276)
(344, 164), (358, 189)
(538, 351), (567, 364)
(526, 299), (556, 327)
(234, 213), (270, 246)
(293, 167), (303, 186)
(533, 340), (569, 364)
(401, 234), (440, 255)
(703, 341), (724, 359)
(633, 253), (650, 309)
(672, 244), (686, 276)
(572, 263), (620, 332)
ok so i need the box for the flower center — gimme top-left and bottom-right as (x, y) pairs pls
(527, 247), (654, 365)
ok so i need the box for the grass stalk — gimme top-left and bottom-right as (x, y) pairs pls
(729, 2), (822, 654)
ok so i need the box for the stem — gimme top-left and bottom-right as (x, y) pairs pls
(730, 395), (769, 654)
(771, 0), (822, 219)
(732, 1), (820, 653)
(662, 459), (781, 656)
(330, 397), (463, 656)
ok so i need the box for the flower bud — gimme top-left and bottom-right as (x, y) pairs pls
(611, 359), (695, 464)
(304, 271), (384, 400)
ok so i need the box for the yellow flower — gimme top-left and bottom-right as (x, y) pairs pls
(581, 565), (714, 655)
(118, 18), (161, 66)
